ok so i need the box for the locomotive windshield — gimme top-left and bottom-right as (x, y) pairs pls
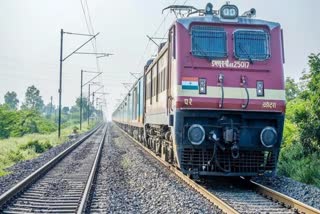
(191, 25), (227, 59)
(234, 30), (270, 61)
(191, 26), (270, 62)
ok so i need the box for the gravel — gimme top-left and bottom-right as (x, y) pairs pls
(0, 131), (89, 195)
(2, 123), (319, 212)
(254, 175), (320, 210)
(88, 125), (221, 213)
(1, 128), (104, 213)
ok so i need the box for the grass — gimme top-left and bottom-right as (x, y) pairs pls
(278, 142), (320, 187)
(0, 121), (98, 176)
(121, 156), (132, 169)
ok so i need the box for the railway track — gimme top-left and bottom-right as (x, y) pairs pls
(116, 124), (320, 214)
(85, 128), (112, 213)
(0, 124), (107, 214)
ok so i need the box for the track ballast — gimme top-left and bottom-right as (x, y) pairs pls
(0, 124), (107, 214)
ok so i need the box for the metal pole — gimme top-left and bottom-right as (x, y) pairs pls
(80, 70), (83, 130)
(92, 92), (95, 110)
(58, 29), (63, 138)
(92, 92), (95, 123)
(100, 104), (103, 121)
(87, 84), (90, 126)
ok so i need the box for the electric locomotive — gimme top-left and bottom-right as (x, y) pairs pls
(112, 2), (285, 178)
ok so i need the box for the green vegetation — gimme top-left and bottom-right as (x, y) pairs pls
(0, 84), (103, 176)
(0, 106), (56, 139)
(4, 91), (19, 110)
(279, 53), (320, 187)
(0, 123), (96, 176)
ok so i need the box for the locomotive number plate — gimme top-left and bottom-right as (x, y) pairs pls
(211, 59), (250, 69)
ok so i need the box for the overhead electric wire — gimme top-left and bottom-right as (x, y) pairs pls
(84, 0), (102, 74)
(134, 0), (179, 75)
(79, 0), (107, 106)
(80, 0), (100, 73)
(84, 0), (95, 37)
(159, 0), (189, 44)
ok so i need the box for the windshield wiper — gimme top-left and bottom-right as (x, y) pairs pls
(193, 42), (213, 62)
(238, 43), (254, 64)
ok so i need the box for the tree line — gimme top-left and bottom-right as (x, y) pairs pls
(280, 53), (320, 186)
(0, 85), (101, 139)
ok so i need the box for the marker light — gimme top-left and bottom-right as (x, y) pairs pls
(256, 81), (264, 97)
(220, 4), (239, 19)
(199, 78), (207, 94)
(205, 3), (213, 15)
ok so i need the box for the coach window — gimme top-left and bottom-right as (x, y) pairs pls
(159, 69), (162, 93)
(234, 30), (270, 61)
(146, 71), (152, 104)
(158, 58), (162, 94)
(133, 88), (137, 120)
(156, 63), (159, 102)
(158, 51), (167, 94)
(152, 64), (157, 102)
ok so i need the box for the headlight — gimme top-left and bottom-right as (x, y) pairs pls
(260, 127), (277, 147)
(220, 4), (239, 19)
(188, 124), (205, 145)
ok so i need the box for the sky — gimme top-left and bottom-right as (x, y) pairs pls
(0, 0), (319, 118)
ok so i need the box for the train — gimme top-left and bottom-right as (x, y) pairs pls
(112, 2), (285, 178)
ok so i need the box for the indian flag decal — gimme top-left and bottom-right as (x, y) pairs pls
(182, 77), (198, 90)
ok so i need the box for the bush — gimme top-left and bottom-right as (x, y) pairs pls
(278, 142), (320, 187)
(73, 126), (79, 133)
(0, 108), (57, 138)
(19, 140), (52, 153)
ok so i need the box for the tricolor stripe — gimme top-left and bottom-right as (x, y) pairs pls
(182, 77), (198, 90)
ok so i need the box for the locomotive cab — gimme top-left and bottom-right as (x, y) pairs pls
(169, 3), (285, 177)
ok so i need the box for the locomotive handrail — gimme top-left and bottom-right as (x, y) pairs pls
(218, 74), (224, 108)
(242, 85), (249, 109)
(241, 76), (250, 109)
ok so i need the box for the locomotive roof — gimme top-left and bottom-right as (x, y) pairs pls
(177, 15), (280, 30)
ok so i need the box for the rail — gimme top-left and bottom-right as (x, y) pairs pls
(77, 125), (108, 213)
(115, 124), (239, 214)
(0, 123), (103, 208)
(251, 181), (320, 214)
(115, 124), (320, 214)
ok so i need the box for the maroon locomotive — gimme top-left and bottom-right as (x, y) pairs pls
(113, 2), (285, 178)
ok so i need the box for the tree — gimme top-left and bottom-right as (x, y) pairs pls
(43, 103), (54, 117)
(289, 53), (320, 153)
(4, 91), (19, 110)
(285, 77), (300, 101)
(76, 97), (89, 120)
(62, 106), (70, 115)
(21, 85), (44, 112)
